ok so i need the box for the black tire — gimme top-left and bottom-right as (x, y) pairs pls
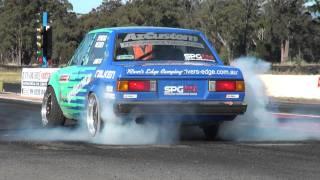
(41, 86), (65, 127)
(202, 123), (221, 141)
(86, 93), (102, 137)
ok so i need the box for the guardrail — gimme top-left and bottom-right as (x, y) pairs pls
(260, 75), (320, 100)
(0, 64), (24, 71)
(21, 68), (59, 97)
(271, 64), (320, 74)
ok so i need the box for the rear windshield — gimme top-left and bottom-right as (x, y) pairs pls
(115, 32), (216, 62)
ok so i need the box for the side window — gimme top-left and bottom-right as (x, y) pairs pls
(85, 33), (109, 66)
(69, 37), (86, 66)
(69, 33), (95, 66)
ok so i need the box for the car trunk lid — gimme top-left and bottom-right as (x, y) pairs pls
(119, 61), (244, 101)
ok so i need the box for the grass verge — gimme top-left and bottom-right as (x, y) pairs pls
(0, 71), (21, 83)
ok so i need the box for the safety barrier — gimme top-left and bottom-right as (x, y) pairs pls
(21, 68), (59, 97)
(260, 75), (320, 100)
(19, 68), (320, 100)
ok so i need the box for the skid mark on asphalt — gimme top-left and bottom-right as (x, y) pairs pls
(0, 139), (191, 151)
(36, 143), (87, 151)
(240, 143), (308, 147)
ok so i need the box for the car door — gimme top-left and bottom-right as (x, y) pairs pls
(59, 33), (96, 118)
(76, 33), (111, 108)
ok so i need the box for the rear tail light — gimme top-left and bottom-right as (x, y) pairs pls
(235, 81), (245, 91)
(117, 80), (156, 92)
(216, 81), (236, 91)
(209, 80), (245, 92)
(117, 80), (129, 91)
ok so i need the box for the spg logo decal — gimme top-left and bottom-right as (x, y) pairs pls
(164, 85), (198, 96)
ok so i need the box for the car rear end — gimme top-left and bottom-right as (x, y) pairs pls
(109, 28), (247, 124)
(113, 64), (246, 122)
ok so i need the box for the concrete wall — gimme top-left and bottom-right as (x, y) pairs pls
(260, 75), (320, 100)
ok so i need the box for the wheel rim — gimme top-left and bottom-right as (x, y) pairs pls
(41, 92), (52, 126)
(87, 95), (100, 137)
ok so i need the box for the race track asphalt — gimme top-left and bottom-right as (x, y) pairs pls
(0, 99), (320, 180)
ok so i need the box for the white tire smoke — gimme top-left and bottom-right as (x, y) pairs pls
(219, 57), (320, 141)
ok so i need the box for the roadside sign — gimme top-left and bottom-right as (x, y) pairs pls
(21, 68), (59, 98)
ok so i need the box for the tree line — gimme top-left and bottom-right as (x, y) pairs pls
(0, 0), (319, 66)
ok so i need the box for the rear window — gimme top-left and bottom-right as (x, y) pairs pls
(115, 32), (215, 62)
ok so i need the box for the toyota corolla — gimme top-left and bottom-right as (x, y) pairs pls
(41, 27), (247, 140)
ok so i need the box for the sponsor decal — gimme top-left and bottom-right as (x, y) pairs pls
(121, 33), (204, 48)
(93, 58), (103, 65)
(123, 94), (138, 99)
(21, 88), (46, 97)
(95, 41), (105, 48)
(226, 94), (240, 99)
(126, 68), (239, 76)
(94, 34), (108, 49)
(97, 35), (108, 42)
(141, 62), (212, 66)
(123, 33), (199, 42)
(183, 69), (239, 76)
(59, 74), (70, 82)
(116, 55), (135, 60)
(95, 70), (116, 79)
(164, 85), (198, 96)
(120, 40), (204, 49)
(22, 81), (47, 87)
(105, 85), (114, 93)
(67, 75), (92, 103)
(184, 53), (215, 62)
(22, 69), (57, 81)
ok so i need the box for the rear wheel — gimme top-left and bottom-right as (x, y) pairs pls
(202, 123), (221, 141)
(41, 86), (65, 127)
(86, 93), (102, 137)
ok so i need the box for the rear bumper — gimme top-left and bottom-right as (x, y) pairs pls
(113, 101), (247, 116)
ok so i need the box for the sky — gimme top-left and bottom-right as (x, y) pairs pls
(305, 0), (317, 6)
(69, 0), (103, 14)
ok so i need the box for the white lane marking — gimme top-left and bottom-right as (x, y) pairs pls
(0, 96), (41, 104)
(243, 143), (306, 147)
(273, 112), (320, 119)
(93, 144), (189, 149)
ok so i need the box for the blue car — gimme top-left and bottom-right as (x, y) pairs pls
(41, 27), (247, 140)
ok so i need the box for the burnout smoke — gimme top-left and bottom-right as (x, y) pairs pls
(8, 57), (320, 143)
(92, 100), (180, 145)
(10, 104), (179, 144)
(219, 57), (320, 141)
(7, 92), (179, 144)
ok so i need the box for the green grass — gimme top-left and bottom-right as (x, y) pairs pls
(0, 71), (21, 83)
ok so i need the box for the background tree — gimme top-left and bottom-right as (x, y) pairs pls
(0, 0), (318, 65)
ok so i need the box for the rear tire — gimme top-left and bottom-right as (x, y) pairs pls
(41, 86), (65, 127)
(202, 123), (221, 141)
(86, 93), (102, 137)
